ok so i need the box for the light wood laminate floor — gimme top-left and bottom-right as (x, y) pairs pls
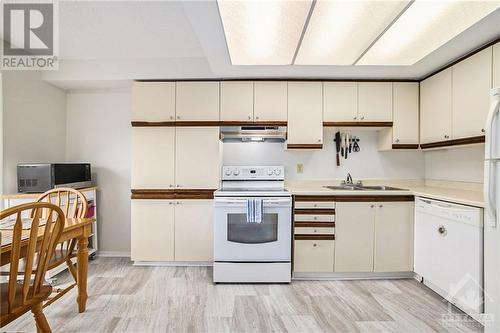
(3, 257), (482, 332)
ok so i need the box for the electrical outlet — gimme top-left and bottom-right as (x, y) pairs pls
(296, 163), (304, 174)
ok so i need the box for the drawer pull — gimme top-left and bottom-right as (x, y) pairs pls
(313, 243), (317, 247)
(438, 225), (447, 236)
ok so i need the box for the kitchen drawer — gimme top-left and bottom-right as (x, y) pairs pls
(295, 214), (335, 222)
(294, 201), (335, 209)
(294, 239), (335, 272)
(294, 227), (335, 235)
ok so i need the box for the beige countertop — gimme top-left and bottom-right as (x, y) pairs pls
(285, 180), (485, 208)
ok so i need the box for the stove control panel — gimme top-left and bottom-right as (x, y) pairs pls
(222, 166), (285, 180)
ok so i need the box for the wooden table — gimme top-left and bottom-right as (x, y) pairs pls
(0, 217), (96, 313)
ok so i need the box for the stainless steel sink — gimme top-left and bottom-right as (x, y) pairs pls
(358, 185), (406, 191)
(324, 185), (406, 191)
(323, 185), (365, 191)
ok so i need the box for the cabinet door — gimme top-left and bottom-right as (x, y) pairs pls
(358, 82), (393, 121)
(254, 81), (287, 122)
(323, 82), (358, 122)
(131, 200), (175, 261)
(174, 200), (213, 261)
(453, 47), (492, 139)
(175, 127), (220, 189)
(131, 82), (175, 121)
(494, 42), (500, 88)
(335, 202), (375, 272)
(420, 68), (452, 143)
(175, 82), (220, 121)
(294, 240), (334, 272)
(393, 82), (419, 144)
(131, 128), (175, 189)
(374, 202), (414, 272)
(287, 82), (323, 145)
(220, 81), (254, 121)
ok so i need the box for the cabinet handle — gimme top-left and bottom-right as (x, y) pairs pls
(169, 184), (173, 188)
(176, 184), (181, 188)
(438, 225), (447, 235)
(353, 116), (357, 120)
(176, 201), (181, 205)
(248, 116), (252, 120)
(255, 116), (259, 120)
(481, 128), (486, 133)
(370, 204), (375, 208)
(379, 204), (383, 208)
(313, 204), (318, 207)
(361, 116), (365, 120)
(169, 116), (174, 120)
(168, 202), (173, 205)
(444, 134), (449, 139)
(395, 139), (400, 143)
(313, 229), (318, 233)
(317, 139), (321, 142)
(313, 243), (317, 247)
(177, 116), (180, 120)
(313, 216), (318, 220)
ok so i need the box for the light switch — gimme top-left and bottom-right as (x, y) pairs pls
(297, 164), (304, 174)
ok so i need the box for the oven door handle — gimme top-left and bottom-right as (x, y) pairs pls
(214, 198), (291, 207)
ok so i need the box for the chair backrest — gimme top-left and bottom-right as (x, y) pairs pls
(0, 202), (64, 314)
(36, 188), (88, 218)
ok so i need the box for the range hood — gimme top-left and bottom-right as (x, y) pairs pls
(220, 126), (287, 142)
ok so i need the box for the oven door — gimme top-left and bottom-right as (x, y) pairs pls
(214, 197), (291, 262)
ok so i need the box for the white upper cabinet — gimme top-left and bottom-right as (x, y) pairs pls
(132, 82), (175, 121)
(452, 47), (492, 139)
(323, 82), (358, 122)
(420, 68), (452, 143)
(175, 127), (220, 189)
(175, 82), (220, 121)
(253, 81), (287, 122)
(131, 128), (175, 189)
(392, 82), (419, 144)
(358, 82), (393, 122)
(287, 82), (323, 146)
(220, 81), (254, 121)
(493, 42), (500, 90)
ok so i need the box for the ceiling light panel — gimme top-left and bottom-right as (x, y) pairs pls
(217, 0), (312, 65)
(294, 0), (410, 65)
(358, 1), (500, 65)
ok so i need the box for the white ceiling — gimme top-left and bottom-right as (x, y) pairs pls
(38, 0), (500, 90)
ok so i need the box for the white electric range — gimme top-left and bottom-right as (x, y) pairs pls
(213, 166), (292, 283)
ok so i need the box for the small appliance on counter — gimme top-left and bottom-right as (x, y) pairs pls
(17, 163), (92, 193)
(213, 165), (292, 283)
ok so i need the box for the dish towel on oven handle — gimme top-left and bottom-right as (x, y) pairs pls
(246, 199), (263, 224)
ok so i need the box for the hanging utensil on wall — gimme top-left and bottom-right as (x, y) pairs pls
(334, 131), (341, 166)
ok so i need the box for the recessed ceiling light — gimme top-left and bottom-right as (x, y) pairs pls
(294, 0), (410, 65)
(357, 1), (500, 65)
(217, 0), (312, 65)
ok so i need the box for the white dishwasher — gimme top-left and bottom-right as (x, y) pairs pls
(414, 197), (483, 316)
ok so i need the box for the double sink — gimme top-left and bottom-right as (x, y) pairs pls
(324, 184), (406, 191)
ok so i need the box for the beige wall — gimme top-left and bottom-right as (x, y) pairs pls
(66, 91), (131, 254)
(424, 145), (484, 183)
(2, 71), (67, 193)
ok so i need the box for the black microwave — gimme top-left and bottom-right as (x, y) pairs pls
(17, 163), (92, 193)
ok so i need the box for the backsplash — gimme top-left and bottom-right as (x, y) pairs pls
(222, 128), (425, 181)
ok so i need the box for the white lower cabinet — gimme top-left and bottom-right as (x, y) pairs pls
(374, 202), (414, 272)
(131, 199), (213, 262)
(294, 240), (334, 273)
(131, 200), (175, 262)
(334, 201), (414, 273)
(335, 202), (375, 272)
(174, 200), (213, 262)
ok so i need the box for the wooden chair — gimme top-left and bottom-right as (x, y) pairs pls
(0, 201), (65, 332)
(35, 188), (88, 306)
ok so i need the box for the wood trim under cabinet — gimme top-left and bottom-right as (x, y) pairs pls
(131, 121), (177, 127)
(420, 135), (485, 149)
(287, 144), (323, 149)
(131, 189), (215, 199)
(294, 234), (335, 240)
(323, 121), (393, 127)
(294, 209), (335, 215)
(294, 195), (414, 202)
(392, 144), (419, 149)
(294, 222), (335, 228)
(131, 121), (287, 127)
